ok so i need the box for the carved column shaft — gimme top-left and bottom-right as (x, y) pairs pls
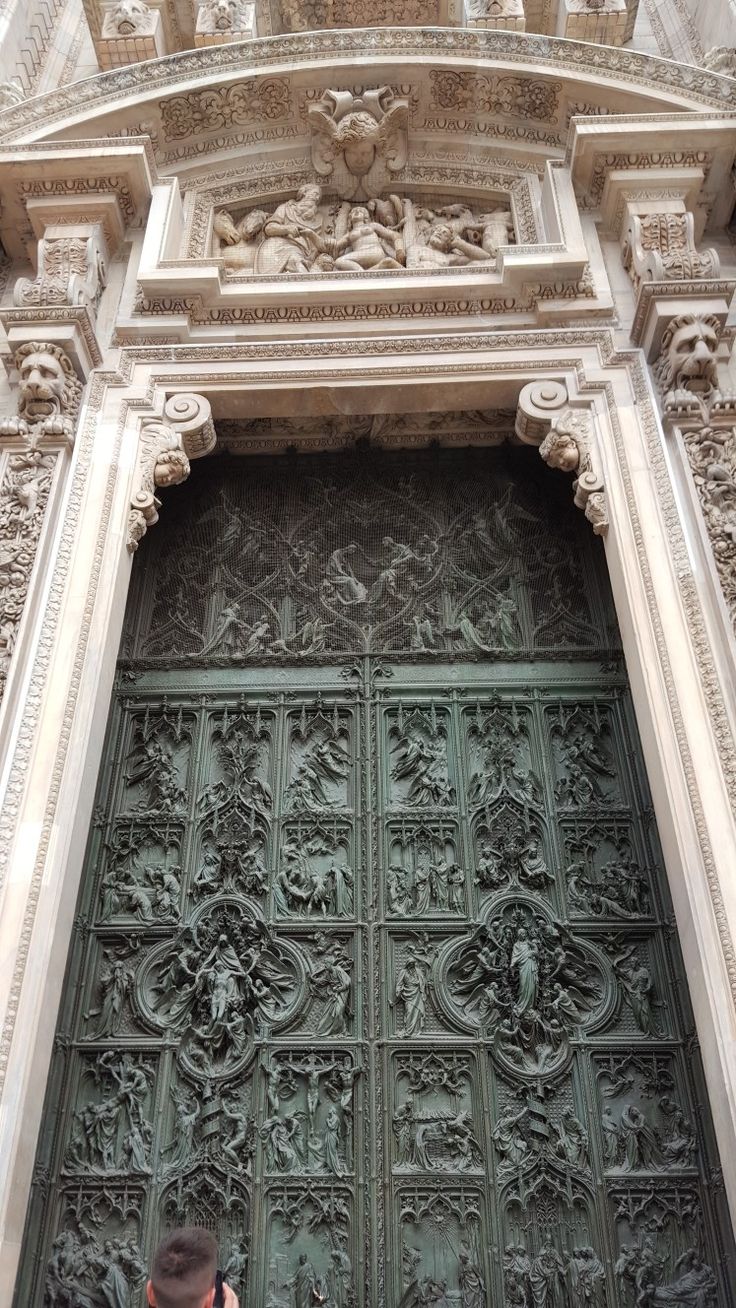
(0, 341), (83, 706)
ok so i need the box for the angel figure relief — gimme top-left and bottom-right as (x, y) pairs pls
(307, 86), (409, 201)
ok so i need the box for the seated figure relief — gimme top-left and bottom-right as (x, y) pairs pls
(213, 185), (515, 275)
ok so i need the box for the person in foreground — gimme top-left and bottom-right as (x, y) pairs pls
(146, 1227), (240, 1308)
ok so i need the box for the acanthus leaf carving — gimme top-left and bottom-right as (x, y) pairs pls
(624, 213), (720, 290)
(0, 341), (83, 702)
(14, 229), (108, 317)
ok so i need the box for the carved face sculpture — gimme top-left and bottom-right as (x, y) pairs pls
(545, 432), (579, 472)
(350, 206), (370, 228)
(428, 223), (454, 252)
(336, 112), (380, 178)
(208, 0), (238, 28)
(17, 350), (67, 422)
(663, 315), (719, 393)
(112, 0), (150, 33)
(296, 184), (321, 219)
(154, 447), (191, 488)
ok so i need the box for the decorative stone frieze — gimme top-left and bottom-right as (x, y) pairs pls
(128, 393), (217, 550)
(515, 381), (608, 535)
(308, 87), (409, 202)
(213, 186), (514, 273)
(684, 424), (736, 625)
(195, 0), (256, 42)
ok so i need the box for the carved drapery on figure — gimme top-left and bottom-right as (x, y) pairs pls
(128, 393), (216, 552)
(515, 383), (608, 536)
(0, 342), (83, 699)
(214, 186), (515, 275)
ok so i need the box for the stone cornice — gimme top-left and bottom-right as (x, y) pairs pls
(0, 29), (734, 148)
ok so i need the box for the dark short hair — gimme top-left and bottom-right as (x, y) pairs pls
(151, 1227), (218, 1308)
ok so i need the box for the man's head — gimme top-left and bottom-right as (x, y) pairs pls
(147, 1228), (218, 1308)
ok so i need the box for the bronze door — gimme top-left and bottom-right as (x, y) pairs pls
(17, 445), (736, 1308)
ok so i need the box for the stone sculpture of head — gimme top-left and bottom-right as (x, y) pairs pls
(656, 313), (720, 396)
(111, 0), (151, 34)
(15, 342), (82, 426)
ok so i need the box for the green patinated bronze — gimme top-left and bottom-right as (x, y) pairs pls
(15, 445), (736, 1307)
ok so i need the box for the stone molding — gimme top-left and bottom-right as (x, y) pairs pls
(0, 140), (157, 263)
(1, 30), (735, 152)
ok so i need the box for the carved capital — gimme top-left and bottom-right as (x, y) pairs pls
(14, 226), (108, 318)
(128, 393), (216, 552)
(516, 383), (608, 535)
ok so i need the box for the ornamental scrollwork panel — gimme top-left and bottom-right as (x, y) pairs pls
(19, 449), (736, 1308)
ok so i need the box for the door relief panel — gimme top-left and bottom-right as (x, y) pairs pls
(16, 446), (736, 1308)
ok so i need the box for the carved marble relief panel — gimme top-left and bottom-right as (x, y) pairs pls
(15, 446), (736, 1308)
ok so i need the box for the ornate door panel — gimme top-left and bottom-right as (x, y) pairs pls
(17, 446), (736, 1308)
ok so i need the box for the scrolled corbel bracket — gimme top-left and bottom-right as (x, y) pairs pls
(128, 392), (216, 553)
(515, 381), (608, 536)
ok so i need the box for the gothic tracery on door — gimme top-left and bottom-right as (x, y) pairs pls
(17, 438), (736, 1308)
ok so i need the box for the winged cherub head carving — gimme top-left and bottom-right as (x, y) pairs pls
(308, 87), (409, 201)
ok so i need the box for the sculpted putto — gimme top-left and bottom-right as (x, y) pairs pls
(308, 87), (408, 200)
(214, 186), (514, 275)
(0, 342), (82, 438)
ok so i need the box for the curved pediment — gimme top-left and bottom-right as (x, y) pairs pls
(1, 28), (734, 182)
